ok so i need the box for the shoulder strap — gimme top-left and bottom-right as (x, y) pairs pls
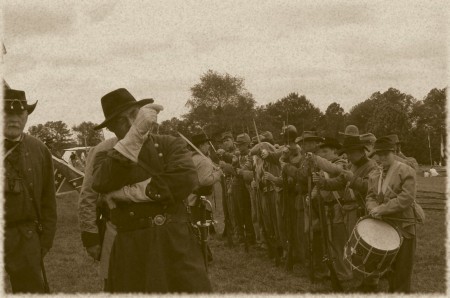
(4, 143), (20, 160)
(381, 161), (401, 194)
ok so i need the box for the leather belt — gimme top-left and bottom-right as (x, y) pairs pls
(114, 213), (190, 232)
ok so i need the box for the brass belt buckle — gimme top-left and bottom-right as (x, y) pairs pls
(153, 214), (166, 226)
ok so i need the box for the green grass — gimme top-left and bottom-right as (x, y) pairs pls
(4, 176), (447, 293)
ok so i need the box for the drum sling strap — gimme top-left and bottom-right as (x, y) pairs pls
(378, 162), (425, 224)
(378, 161), (401, 196)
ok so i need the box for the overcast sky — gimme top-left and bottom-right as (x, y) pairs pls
(3, 0), (448, 133)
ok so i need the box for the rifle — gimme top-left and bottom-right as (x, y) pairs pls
(307, 172), (315, 283)
(283, 170), (294, 272)
(316, 182), (344, 292)
(221, 175), (234, 247)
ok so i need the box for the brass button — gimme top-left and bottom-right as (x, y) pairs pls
(28, 230), (32, 234)
(129, 211), (135, 217)
(154, 143), (159, 148)
(28, 168), (32, 172)
(158, 153), (163, 157)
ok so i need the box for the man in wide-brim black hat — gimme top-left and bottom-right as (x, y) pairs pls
(384, 134), (419, 170)
(4, 86), (57, 293)
(313, 126), (379, 292)
(79, 88), (212, 293)
(313, 136), (353, 284)
(317, 137), (342, 159)
(295, 130), (324, 154)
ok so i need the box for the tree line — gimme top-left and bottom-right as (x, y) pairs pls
(28, 121), (103, 158)
(28, 69), (446, 165)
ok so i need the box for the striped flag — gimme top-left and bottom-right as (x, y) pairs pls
(52, 155), (84, 195)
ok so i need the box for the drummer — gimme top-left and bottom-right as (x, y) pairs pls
(366, 136), (419, 293)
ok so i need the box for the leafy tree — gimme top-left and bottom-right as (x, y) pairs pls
(406, 88), (447, 164)
(255, 92), (324, 142)
(323, 102), (346, 137)
(28, 121), (74, 156)
(28, 124), (54, 146)
(185, 70), (256, 133)
(347, 88), (415, 135)
(72, 121), (103, 147)
(158, 117), (195, 137)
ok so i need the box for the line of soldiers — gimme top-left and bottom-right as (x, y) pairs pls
(3, 84), (422, 294)
(204, 124), (420, 294)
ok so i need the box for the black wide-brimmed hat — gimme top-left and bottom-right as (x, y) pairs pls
(319, 137), (342, 150)
(342, 135), (366, 153)
(295, 131), (324, 144)
(338, 125), (360, 137)
(386, 134), (402, 144)
(4, 87), (37, 114)
(369, 136), (396, 156)
(94, 88), (154, 130)
(191, 133), (211, 147)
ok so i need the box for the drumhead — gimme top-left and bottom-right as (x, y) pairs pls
(357, 218), (401, 251)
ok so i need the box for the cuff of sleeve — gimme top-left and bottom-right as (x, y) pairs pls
(81, 232), (100, 247)
(145, 176), (174, 204)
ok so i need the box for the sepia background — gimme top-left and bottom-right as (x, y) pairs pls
(2, 0), (448, 294)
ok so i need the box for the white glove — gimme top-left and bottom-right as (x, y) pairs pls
(133, 104), (164, 136)
(114, 103), (164, 162)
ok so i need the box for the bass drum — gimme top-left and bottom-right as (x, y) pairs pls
(344, 216), (403, 276)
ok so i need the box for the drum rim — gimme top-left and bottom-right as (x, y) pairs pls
(354, 216), (403, 253)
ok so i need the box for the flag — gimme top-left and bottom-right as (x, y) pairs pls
(52, 155), (84, 195)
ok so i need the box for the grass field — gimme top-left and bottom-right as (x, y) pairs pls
(5, 175), (447, 294)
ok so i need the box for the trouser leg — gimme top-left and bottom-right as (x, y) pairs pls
(389, 236), (415, 293)
(5, 229), (45, 294)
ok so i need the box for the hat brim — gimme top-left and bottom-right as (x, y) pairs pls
(193, 139), (211, 146)
(338, 132), (360, 137)
(369, 148), (395, 158)
(342, 144), (366, 153)
(319, 143), (342, 150)
(5, 101), (38, 115)
(26, 101), (37, 114)
(94, 98), (154, 130)
(296, 136), (324, 144)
